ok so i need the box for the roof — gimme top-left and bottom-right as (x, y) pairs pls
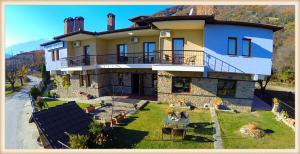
(128, 15), (150, 22)
(53, 30), (96, 40)
(142, 15), (283, 32)
(53, 26), (151, 40)
(40, 40), (62, 46)
(32, 101), (93, 149)
(52, 15), (282, 41)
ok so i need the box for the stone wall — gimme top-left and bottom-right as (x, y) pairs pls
(157, 71), (255, 112)
(55, 71), (100, 98)
(56, 69), (156, 98)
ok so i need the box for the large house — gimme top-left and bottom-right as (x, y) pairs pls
(41, 12), (282, 112)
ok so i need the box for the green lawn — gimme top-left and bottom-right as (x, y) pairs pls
(5, 82), (28, 95)
(217, 110), (295, 149)
(113, 103), (214, 149)
(43, 98), (92, 110)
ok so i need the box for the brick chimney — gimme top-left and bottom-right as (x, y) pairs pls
(74, 16), (84, 32)
(64, 17), (74, 34)
(107, 13), (115, 31)
(196, 5), (215, 15)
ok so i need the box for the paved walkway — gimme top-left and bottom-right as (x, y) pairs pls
(210, 107), (223, 149)
(251, 96), (272, 111)
(5, 76), (43, 149)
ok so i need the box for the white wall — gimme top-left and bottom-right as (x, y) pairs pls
(44, 41), (67, 72)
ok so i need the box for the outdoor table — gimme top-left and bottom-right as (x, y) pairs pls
(163, 116), (190, 128)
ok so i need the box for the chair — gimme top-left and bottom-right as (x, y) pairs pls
(161, 127), (172, 140)
(172, 128), (186, 141)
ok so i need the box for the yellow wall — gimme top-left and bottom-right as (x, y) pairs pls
(159, 29), (204, 65)
(66, 29), (204, 65)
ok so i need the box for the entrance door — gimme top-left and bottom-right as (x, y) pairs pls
(83, 45), (90, 65)
(172, 38), (184, 64)
(132, 74), (144, 96)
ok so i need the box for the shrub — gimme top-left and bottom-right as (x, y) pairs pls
(29, 86), (41, 99)
(35, 96), (44, 110)
(65, 133), (88, 149)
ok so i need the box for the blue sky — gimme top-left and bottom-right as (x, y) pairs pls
(5, 5), (171, 47)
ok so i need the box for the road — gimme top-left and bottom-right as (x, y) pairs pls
(5, 76), (43, 149)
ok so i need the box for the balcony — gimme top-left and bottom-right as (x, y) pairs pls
(61, 50), (205, 68)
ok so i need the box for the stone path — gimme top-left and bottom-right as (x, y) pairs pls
(251, 96), (272, 111)
(210, 107), (223, 149)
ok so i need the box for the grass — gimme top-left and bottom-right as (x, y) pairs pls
(5, 82), (28, 95)
(216, 110), (295, 149)
(113, 103), (214, 149)
(43, 98), (93, 110)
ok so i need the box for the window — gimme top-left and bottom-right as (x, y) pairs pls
(79, 75), (84, 87)
(52, 50), (55, 61)
(56, 49), (59, 60)
(172, 77), (191, 93)
(117, 44), (128, 63)
(217, 79), (237, 97)
(144, 42), (156, 63)
(228, 37), (237, 56)
(172, 38), (184, 64)
(242, 38), (251, 57)
(86, 75), (91, 87)
(118, 73), (124, 86)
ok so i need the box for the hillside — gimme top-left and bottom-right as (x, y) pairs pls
(152, 5), (295, 74)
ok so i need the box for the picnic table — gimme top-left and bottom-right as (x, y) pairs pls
(163, 116), (190, 128)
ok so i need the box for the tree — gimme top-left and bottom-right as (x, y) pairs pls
(17, 65), (29, 86)
(41, 64), (50, 84)
(257, 75), (271, 97)
(5, 59), (18, 91)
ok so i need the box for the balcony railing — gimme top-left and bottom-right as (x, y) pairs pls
(61, 50), (205, 68)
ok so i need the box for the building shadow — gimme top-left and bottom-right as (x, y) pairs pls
(111, 127), (148, 148)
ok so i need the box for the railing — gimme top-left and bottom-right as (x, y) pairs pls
(203, 52), (244, 73)
(60, 50), (244, 74)
(61, 50), (205, 68)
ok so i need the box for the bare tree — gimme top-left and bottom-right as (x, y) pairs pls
(5, 59), (18, 91)
(257, 75), (271, 97)
(17, 65), (29, 86)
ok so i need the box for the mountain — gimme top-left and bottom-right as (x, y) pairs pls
(151, 5), (295, 73)
(5, 39), (50, 58)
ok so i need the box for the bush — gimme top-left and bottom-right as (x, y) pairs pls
(29, 86), (41, 99)
(65, 133), (88, 149)
(35, 96), (44, 110)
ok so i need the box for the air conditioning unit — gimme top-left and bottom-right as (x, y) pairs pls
(130, 37), (138, 43)
(73, 41), (81, 47)
(160, 30), (171, 38)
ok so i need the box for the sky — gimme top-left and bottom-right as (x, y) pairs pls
(5, 5), (171, 47)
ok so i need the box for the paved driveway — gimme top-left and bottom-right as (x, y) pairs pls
(5, 76), (42, 149)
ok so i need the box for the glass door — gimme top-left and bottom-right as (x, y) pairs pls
(143, 42), (156, 63)
(172, 38), (184, 64)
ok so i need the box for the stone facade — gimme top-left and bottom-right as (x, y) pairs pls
(55, 69), (156, 98)
(157, 71), (255, 112)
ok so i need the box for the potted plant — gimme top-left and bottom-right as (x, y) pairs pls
(85, 105), (95, 113)
(272, 97), (280, 113)
(280, 110), (289, 119)
(214, 98), (222, 109)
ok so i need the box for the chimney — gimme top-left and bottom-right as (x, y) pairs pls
(64, 17), (74, 34)
(107, 13), (115, 31)
(196, 5), (215, 15)
(74, 16), (84, 32)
